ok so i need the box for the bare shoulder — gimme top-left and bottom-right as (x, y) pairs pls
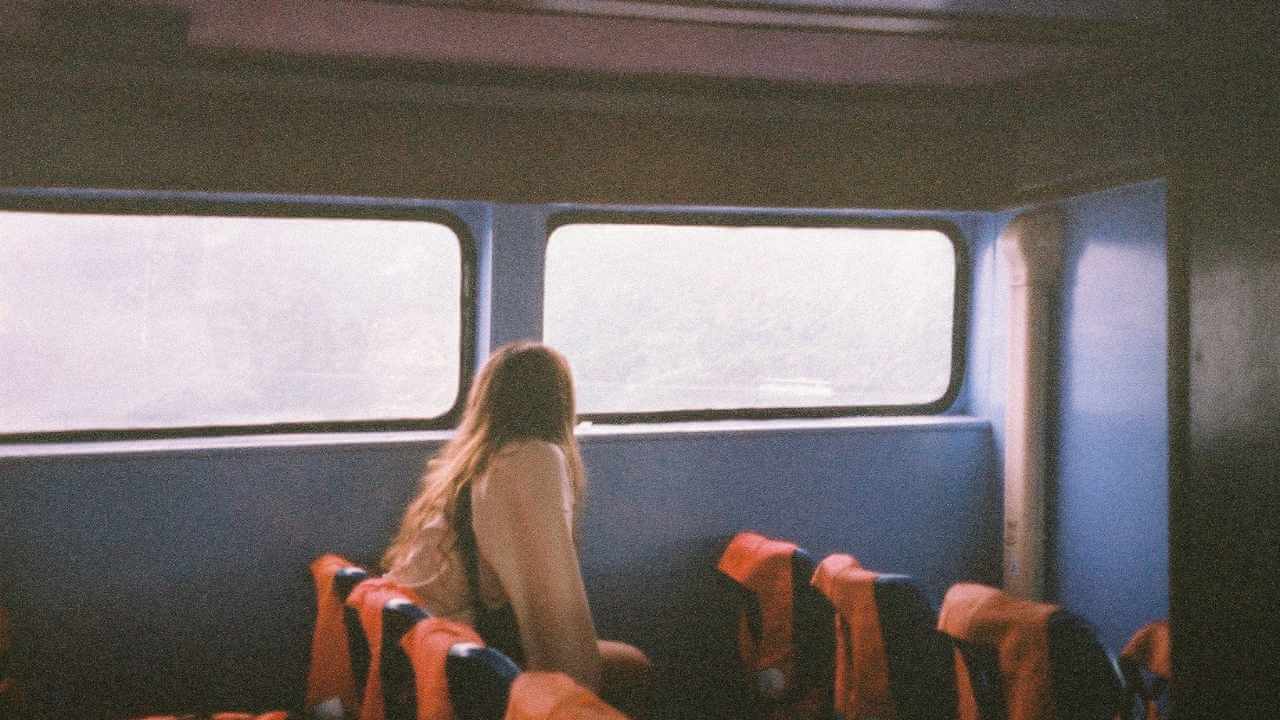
(493, 439), (567, 470)
(477, 439), (569, 498)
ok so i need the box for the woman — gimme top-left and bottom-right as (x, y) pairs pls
(383, 341), (651, 712)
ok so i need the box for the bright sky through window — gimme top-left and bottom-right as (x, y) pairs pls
(0, 211), (462, 434)
(544, 222), (957, 415)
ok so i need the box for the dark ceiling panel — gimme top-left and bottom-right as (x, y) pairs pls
(6, 0), (1160, 89)
(178, 0), (1117, 87)
(722, 0), (1168, 23)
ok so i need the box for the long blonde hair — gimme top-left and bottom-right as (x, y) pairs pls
(383, 341), (586, 570)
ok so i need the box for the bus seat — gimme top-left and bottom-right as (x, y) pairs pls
(1118, 621), (1169, 720)
(875, 576), (960, 720)
(811, 555), (955, 720)
(716, 531), (835, 719)
(308, 554), (369, 718)
(1044, 612), (1125, 720)
(938, 584), (1123, 720)
(383, 599), (433, 720)
(503, 672), (627, 720)
(791, 547), (837, 719)
(336, 566), (373, 598)
(340, 567), (374, 717)
(952, 637), (1005, 720)
(343, 574), (519, 720)
(395, 605), (515, 720)
(445, 644), (520, 720)
(345, 578), (426, 720)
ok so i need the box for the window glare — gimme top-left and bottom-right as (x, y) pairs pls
(544, 223), (956, 414)
(0, 211), (462, 434)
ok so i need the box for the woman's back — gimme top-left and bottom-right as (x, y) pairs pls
(472, 440), (599, 687)
(386, 439), (601, 688)
(383, 342), (647, 708)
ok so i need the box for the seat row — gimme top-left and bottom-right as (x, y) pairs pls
(1, 559), (624, 720)
(305, 554), (629, 720)
(717, 531), (1170, 720)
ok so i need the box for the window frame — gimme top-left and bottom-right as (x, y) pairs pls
(544, 209), (970, 423)
(0, 188), (477, 443)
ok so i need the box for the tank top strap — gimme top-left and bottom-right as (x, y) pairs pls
(453, 490), (483, 605)
(454, 488), (526, 667)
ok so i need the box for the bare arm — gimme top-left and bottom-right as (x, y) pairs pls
(472, 441), (602, 690)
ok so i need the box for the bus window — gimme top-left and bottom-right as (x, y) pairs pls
(0, 206), (466, 438)
(543, 219), (962, 420)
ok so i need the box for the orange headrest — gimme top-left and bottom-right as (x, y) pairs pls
(939, 584), (1058, 720)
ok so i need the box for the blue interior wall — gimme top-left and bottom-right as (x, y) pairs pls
(963, 211), (1013, 454)
(972, 180), (1169, 651)
(1049, 181), (1169, 650)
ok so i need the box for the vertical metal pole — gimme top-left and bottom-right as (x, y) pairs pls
(999, 209), (1064, 600)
